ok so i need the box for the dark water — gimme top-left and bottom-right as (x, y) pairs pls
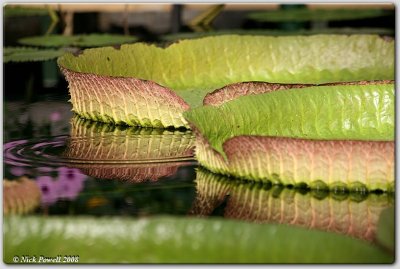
(3, 92), (394, 250)
(3, 93), (198, 216)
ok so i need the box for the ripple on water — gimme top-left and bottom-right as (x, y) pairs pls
(3, 134), (196, 168)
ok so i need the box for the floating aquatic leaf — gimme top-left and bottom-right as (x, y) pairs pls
(4, 46), (39, 55)
(184, 83), (395, 191)
(71, 34), (138, 47)
(19, 34), (138, 48)
(3, 216), (393, 263)
(58, 35), (394, 128)
(247, 8), (393, 22)
(162, 28), (394, 41)
(375, 207), (395, 253)
(4, 46), (64, 63)
(4, 6), (49, 17)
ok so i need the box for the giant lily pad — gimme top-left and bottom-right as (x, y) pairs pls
(375, 207), (395, 253)
(247, 8), (393, 23)
(3, 216), (393, 263)
(191, 168), (394, 242)
(4, 47), (64, 63)
(58, 35), (394, 128)
(162, 28), (395, 41)
(19, 34), (138, 48)
(63, 116), (195, 182)
(4, 6), (49, 17)
(184, 83), (395, 191)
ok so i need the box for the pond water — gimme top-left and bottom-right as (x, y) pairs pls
(3, 93), (198, 216)
(3, 90), (395, 262)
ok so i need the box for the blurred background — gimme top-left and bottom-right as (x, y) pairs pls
(4, 3), (395, 99)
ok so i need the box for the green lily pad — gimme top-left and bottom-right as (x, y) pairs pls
(376, 207), (395, 252)
(184, 83), (395, 190)
(18, 34), (138, 48)
(247, 8), (393, 22)
(3, 216), (393, 263)
(4, 6), (49, 17)
(185, 83), (395, 153)
(162, 28), (394, 41)
(3, 46), (64, 63)
(58, 35), (394, 128)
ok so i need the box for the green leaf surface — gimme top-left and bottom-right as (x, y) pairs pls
(3, 46), (64, 63)
(247, 8), (392, 22)
(4, 47), (39, 55)
(162, 28), (394, 41)
(4, 6), (49, 17)
(58, 35), (394, 108)
(184, 83), (395, 156)
(376, 207), (395, 252)
(3, 216), (393, 263)
(19, 34), (138, 48)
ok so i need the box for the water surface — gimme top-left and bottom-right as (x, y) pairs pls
(3, 92), (394, 257)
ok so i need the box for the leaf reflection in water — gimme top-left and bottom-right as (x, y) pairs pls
(62, 116), (196, 183)
(190, 168), (394, 242)
(3, 177), (41, 215)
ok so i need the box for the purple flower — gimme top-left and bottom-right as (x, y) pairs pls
(10, 166), (27, 177)
(55, 167), (86, 200)
(35, 167), (87, 205)
(36, 176), (58, 205)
